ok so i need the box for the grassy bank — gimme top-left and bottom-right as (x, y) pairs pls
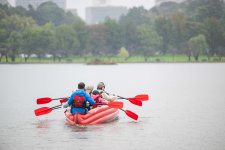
(0, 55), (224, 64)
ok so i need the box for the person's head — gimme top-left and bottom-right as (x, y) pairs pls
(85, 85), (94, 94)
(92, 90), (100, 95)
(97, 82), (105, 90)
(78, 82), (85, 89)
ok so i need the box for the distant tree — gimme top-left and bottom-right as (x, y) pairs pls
(170, 11), (189, 53)
(193, 0), (224, 21)
(64, 11), (77, 24)
(120, 6), (152, 26)
(154, 16), (173, 54)
(0, 9), (8, 48)
(37, 23), (55, 59)
(203, 17), (225, 56)
(118, 47), (129, 62)
(55, 24), (79, 56)
(154, 1), (182, 18)
(104, 18), (123, 55)
(35, 2), (65, 26)
(22, 23), (54, 61)
(27, 5), (37, 21)
(185, 21), (205, 39)
(188, 34), (208, 61)
(15, 6), (28, 15)
(85, 25), (107, 55)
(1, 14), (35, 62)
(7, 31), (22, 62)
(72, 18), (87, 54)
(136, 24), (162, 62)
(119, 19), (139, 54)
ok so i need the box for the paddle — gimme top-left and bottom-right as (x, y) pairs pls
(120, 109), (138, 121)
(36, 97), (68, 104)
(118, 94), (149, 101)
(105, 93), (144, 106)
(96, 101), (123, 109)
(135, 94), (149, 101)
(123, 98), (142, 106)
(34, 104), (62, 116)
(34, 101), (123, 116)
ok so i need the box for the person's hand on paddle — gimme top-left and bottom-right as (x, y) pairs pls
(63, 103), (69, 108)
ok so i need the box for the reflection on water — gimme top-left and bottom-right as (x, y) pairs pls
(67, 125), (89, 139)
(36, 119), (51, 129)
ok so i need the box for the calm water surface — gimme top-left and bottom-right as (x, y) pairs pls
(0, 63), (225, 150)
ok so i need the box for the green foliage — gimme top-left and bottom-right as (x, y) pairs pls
(154, 16), (173, 54)
(192, 0), (224, 21)
(188, 34), (208, 61)
(118, 47), (129, 59)
(136, 24), (162, 55)
(0, 0), (225, 62)
(55, 24), (80, 55)
(120, 6), (152, 26)
(203, 17), (225, 55)
(104, 19), (123, 55)
(170, 11), (189, 52)
(35, 2), (66, 26)
(72, 19), (87, 52)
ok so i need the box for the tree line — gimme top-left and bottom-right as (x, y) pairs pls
(0, 0), (225, 62)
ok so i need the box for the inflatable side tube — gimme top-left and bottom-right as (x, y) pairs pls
(80, 105), (111, 119)
(77, 108), (118, 125)
(91, 110), (119, 124)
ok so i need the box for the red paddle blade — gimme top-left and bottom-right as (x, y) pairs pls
(124, 110), (138, 120)
(34, 107), (52, 116)
(36, 97), (52, 104)
(128, 98), (142, 106)
(134, 94), (149, 101)
(60, 99), (67, 104)
(107, 101), (123, 109)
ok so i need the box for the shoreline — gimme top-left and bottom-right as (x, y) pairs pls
(1, 61), (225, 65)
(0, 55), (224, 64)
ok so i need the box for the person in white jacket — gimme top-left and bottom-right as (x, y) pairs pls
(92, 82), (117, 102)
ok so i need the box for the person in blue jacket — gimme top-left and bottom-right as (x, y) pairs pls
(63, 82), (95, 114)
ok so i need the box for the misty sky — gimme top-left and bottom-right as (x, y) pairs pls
(8, 0), (155, 19)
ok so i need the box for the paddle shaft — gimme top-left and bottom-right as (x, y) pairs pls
(52, 98), (66, 100)
(105, 93), (142, 106)
(106, 93), (148, 100)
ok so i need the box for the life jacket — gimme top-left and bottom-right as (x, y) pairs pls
(91, 94), (101, 102)
(72, 95), (85, 108)
(91, 94), (104, 108)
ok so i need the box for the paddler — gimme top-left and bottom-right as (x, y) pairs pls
(92, 82), (117, 102)
(63, 82), (95, 114)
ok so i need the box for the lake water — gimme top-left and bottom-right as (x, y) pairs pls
(0, 63), (225, 150)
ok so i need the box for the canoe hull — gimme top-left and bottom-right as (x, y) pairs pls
(65, 105), (119, 125)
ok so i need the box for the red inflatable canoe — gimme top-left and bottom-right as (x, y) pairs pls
(65, 105), (119, 125)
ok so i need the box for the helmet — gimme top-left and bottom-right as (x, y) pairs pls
(97, 82), (105, 90)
